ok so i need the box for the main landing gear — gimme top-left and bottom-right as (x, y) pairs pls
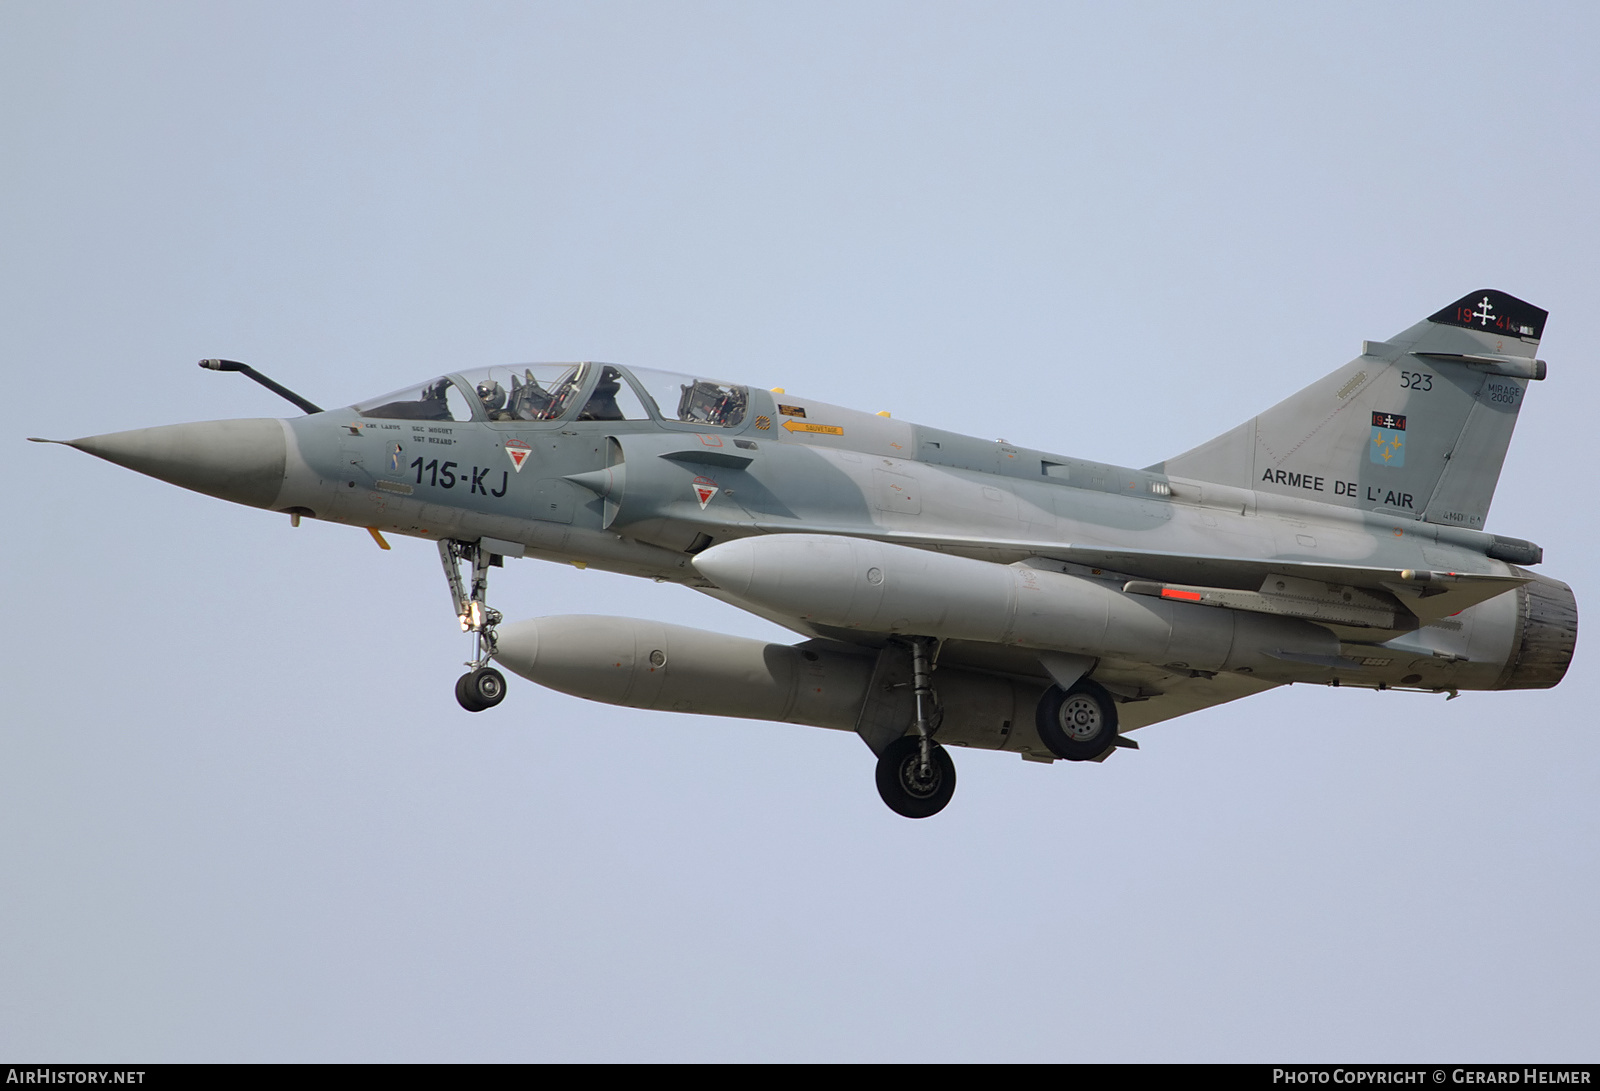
(874, 637), (957, 819)
(876, 735), (956, 819)
(440, 539), (507, 712)
(1035, 678), (1120, 761)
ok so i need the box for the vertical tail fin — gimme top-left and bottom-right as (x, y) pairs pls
(1153, 289), (1548, 530)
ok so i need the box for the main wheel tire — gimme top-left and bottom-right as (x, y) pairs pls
(875, 735), (957, 819)
(467, 666), (507, 709)
(1036, 679), (1119, 761)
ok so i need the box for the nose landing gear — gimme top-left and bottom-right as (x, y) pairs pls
(455, 665), (506, 712)
(440, 539), (507, 712)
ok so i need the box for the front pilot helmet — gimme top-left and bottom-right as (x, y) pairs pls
(477, 379), (506, 412)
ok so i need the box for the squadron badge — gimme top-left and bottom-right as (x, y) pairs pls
(1370, 412), (1406, 467)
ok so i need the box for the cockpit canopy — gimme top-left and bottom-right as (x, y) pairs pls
(354, 363), (748, 428)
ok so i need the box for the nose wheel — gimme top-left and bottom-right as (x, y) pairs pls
(440, 539), (508, 712)
(455, 665), (507, 712)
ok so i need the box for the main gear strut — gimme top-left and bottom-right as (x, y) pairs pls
(873, 636), (956, 818)
(439, 539), (507, 711)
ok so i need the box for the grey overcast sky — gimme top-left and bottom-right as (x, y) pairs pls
(3, 1), (1597, 1062)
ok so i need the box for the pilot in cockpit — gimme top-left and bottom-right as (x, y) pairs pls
(477, 379), (510, 421)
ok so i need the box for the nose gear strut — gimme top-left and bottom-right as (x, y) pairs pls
(439, 539), (507, 711)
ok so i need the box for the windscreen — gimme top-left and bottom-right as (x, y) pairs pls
(355, 378), (473, 421)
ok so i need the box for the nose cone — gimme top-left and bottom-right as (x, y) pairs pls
(65, 418), (288, 509)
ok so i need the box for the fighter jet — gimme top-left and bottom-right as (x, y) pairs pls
(34, 289), (1577, 817)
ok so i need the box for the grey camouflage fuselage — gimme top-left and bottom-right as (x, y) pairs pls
(44, 288), (1577, 810)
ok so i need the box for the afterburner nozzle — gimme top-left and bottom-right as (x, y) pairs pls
(60, 418), (288, 509)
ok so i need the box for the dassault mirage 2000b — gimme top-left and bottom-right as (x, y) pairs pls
(36, 289), (1577, 817)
